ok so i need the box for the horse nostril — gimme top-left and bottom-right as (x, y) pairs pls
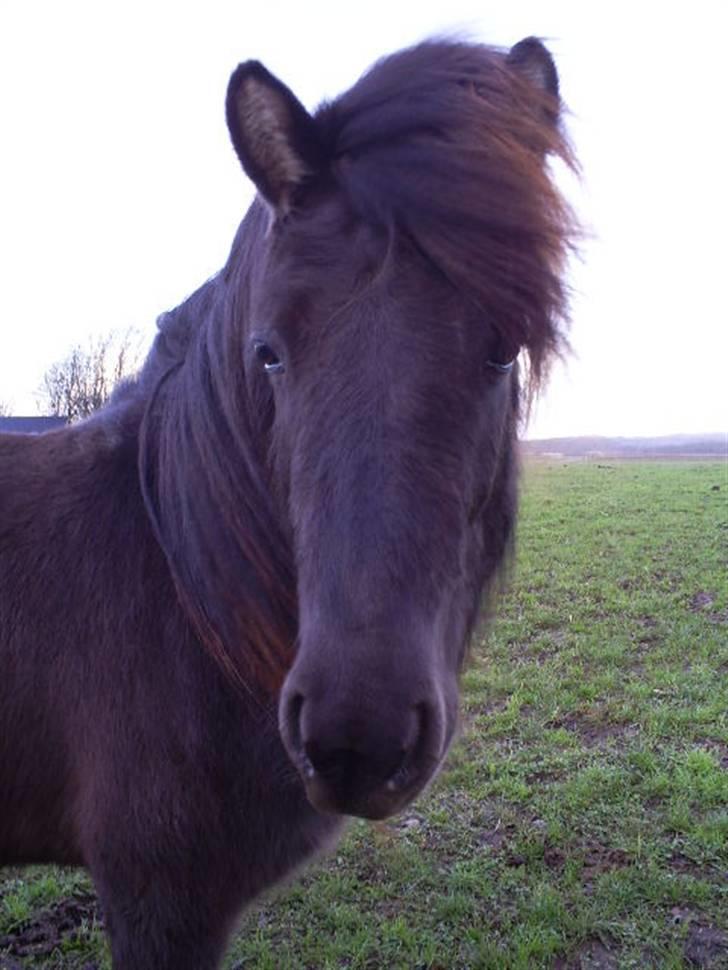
(386, 701), (432, 791)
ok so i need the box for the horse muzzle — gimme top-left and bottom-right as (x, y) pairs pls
(278, 670), (449, 820)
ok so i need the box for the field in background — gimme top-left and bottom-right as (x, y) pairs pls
(1, 461), (726, 969)
(520, 433), (726, 460)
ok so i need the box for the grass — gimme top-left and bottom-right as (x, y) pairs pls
(2, 461), (726, 969)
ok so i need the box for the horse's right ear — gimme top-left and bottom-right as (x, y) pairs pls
(226, 61), (324, 214)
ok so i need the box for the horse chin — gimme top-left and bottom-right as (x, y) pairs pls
(302, 773), (433, 821)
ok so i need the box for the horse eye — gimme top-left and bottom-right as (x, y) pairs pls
(253, 340), (285, 374)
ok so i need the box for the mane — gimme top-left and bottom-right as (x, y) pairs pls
(315, 39), (578, 396)
(138, 266), (297, 697)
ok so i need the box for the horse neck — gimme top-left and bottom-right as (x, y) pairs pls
(0, 398), (180, 664)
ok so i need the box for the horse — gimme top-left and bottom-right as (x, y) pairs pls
(0, 35), (576, 969)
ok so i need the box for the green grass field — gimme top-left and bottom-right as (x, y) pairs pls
(2, 461), (726, 969)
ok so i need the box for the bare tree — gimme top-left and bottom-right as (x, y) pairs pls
(0, 400), (10, 417)
(39, 329), (145, 421)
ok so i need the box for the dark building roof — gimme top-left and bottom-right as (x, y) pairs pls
(0, 416), (68, 434)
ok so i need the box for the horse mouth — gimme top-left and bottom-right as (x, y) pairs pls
(303, 752), (436, 821)
(296, 745), (444, 820)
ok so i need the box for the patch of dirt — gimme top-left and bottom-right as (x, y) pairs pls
(708, 609), (728, 625)
(0, 893), (101, 963)
(554, 938), (619, 969)
(543, 845), (567, 870)
(634, 616), (661, 651)
(692, 739), (728, 771)
(548, 713), (637, 748)
(477, 819), (515, 853)
(630, 619), (662, 666)
(689, 591), (715, 612)
(667, 852), (709, 878)
(669, 908), (728, 968)
(527, 768), (563, 785)
(580, 845), (632, 894)
(478, 829), (508, 852)
(462, 697), (508, 721)
(684, 924), (728, 968)
(670, 905), (695, 925)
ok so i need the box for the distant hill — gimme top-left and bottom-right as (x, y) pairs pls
(520, 433), (727, 459)
(0, 416), (68, 435)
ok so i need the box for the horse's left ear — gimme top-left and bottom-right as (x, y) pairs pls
(506, 37), (560, 117)
(226, 61), (323, 214)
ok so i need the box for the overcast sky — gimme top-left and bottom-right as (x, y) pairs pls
(1, 0), (725, 438)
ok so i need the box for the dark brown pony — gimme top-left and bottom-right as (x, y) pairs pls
(0, 37), (575, 969)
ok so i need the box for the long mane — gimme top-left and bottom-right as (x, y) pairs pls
(138, 266), (297, 696)
(317, 40), (578, 392)
(135, 40), (577, 693)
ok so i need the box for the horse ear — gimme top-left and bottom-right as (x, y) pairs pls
(226, 61), (323, 213)
(506, 37), (560, 113)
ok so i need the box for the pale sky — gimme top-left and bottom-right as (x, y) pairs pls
(1, 0), (725, 438)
